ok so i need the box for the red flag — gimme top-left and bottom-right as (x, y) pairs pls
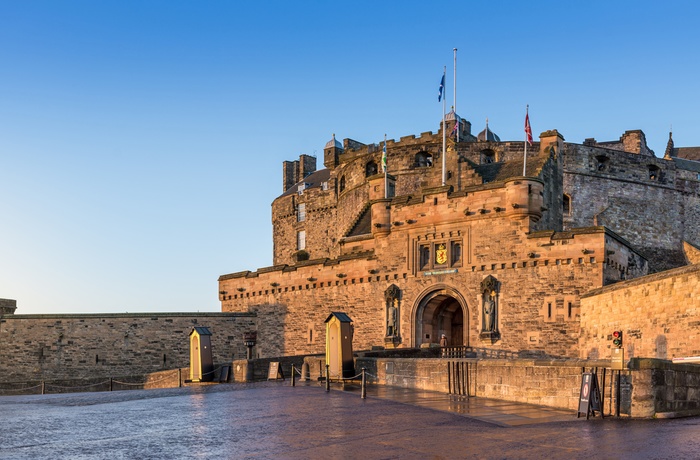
(524, 110), (533, 146)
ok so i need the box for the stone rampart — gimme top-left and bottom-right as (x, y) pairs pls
(0, 312), (256, 383)
(579, 263), (700, 361)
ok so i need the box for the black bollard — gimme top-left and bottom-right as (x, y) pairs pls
(361, 368), (366, 399)
(325, 364), (330, 392)
(291, 364), (296, 387)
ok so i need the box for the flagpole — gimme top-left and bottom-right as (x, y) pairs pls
(523, 105), (529, 177)
(442, 66), (446, 186)
(453, 48), (457, 115)
(384, 134), (388, 199)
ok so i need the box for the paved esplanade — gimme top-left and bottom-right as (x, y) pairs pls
(1, 381), (698, 459)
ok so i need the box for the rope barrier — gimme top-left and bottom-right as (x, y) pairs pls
(45, 380), (110, 390)
(112, 372), (177, 386)
(0, 384), (43, 393)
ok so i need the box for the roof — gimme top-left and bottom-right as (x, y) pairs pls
(279, 168), (331, 198)
(472, 151), (548, 183)
(674, 147), (700, 161)
(477, 126), (501, 142)
(325, 312), (353, 323)
(325, 135), (343, 149)
(190, 326), (212, 336)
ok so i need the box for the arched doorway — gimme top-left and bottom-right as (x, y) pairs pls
(413, 286), (469, 347)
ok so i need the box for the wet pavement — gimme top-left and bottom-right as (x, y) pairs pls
(1, 380), (699, 459)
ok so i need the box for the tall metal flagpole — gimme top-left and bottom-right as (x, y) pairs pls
(453, 48), (457, 115)
(442, 66), (446, 186)
(523, 105), (530, 177)
(383, 134), (388, 199)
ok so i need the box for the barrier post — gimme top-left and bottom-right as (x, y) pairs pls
(110, 378), (113, 392)
(291, 364), (296, 387)
(178, 368), (182, 388)
(361, 368), (366, 399)
(41, 380), (45, 395)
(325, 364), (330, 392)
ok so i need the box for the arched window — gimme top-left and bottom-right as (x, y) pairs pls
(415, 152), (433, 167)
(563, 194), (572, 216)
(648, 165), (660, 181)
(339, 176), (346, 193)
(595, 155), (609, 171)
(365, 161), (378, 177)
(481, 149), (496, 164)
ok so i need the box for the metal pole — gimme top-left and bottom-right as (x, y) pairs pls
(442, 66), (446, 186)
(110, 378), (113, 392)
(325, 364), (330, 392)
(453, 48), (457, 116)
(41, 380), (45, 395)
(178, 368), (182, 388)
(291, 364), (296, 387)
(361, 368), (366, 399)
(616, 370), (621, 417)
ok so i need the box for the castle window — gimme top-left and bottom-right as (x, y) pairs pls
(339, 176), (346, 193)
(297, 230), (306, 250)
(419, 244), (430, 270)
(481, 149), (496, 164)
(648, 165), (660, 181)
(415, 152), (433, 167)
(563, 194), (571, 216)
(365, 161), (378, 177)
(595, 155), (609, 171)
(451, 241), (462, 266)
(297, 203), (306, 222)
(321, 181), (329, 191)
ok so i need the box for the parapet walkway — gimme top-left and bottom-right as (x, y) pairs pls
(331, 382), (581, 427)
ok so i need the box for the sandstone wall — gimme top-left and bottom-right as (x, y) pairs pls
(0, 312), (256, 383)
(579, 263), (700, 361)
(562, 143), (696, 272)
(220, 225), (616, 359)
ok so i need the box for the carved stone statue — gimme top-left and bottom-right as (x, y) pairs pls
(384, 284), (401, 338)
(480, 276), (500, 340)
(387, 299), (397, 336)
(483, 291), (496, 332)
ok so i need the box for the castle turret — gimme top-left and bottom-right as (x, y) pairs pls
(368, 173), (395, 237)
(539, 129), (564, 156)
(324, 134), (343, 169)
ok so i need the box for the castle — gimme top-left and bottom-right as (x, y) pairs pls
(2, 113), (700, 386)
(219, 113), (700, 361)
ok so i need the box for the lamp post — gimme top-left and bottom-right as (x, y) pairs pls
(244, 332), (257, 360)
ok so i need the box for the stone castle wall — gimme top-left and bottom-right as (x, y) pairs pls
(0, 312), (256, 383)
(562, 143), (699, 272)
(579, 263), (700, 361)
(221, 224), (629, 359)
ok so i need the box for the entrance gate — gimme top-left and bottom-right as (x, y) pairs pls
(413, 285), (469, 348)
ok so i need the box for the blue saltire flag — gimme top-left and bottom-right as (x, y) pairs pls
(438, 74), (445, 102)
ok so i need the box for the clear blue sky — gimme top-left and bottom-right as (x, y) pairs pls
(2, 1), (699, 314)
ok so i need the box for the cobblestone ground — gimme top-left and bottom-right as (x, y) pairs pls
(1, 381), (699, 459)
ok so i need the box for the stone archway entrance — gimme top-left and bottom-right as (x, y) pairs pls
(413, 286), (469, 347)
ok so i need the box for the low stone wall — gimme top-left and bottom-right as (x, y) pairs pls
(630, 358), (700, 418)
(354, 356), (700, 418)
(230, 356), (305, 383)
(0, 312), (256, 382)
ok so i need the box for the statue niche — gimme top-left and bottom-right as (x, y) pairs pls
(384, 284), (402, 348)
(479, 275), (500, 343)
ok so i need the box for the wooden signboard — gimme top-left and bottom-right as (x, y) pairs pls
(267, 362), (285, 381)
(577, 372), (602, 419)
